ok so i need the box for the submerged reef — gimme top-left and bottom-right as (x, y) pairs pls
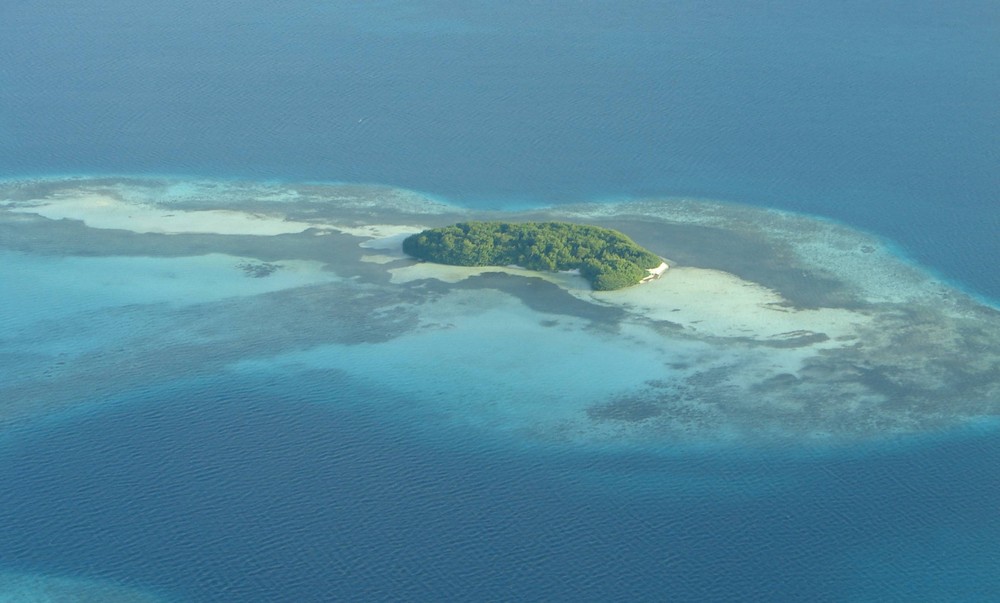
(1, 177), (998, 445)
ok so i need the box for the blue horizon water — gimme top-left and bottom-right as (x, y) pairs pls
(2, 1), (999, 601)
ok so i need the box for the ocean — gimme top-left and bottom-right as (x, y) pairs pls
(0, 1), (998, 601)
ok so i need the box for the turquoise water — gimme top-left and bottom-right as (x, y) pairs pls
(1, 2), (998, 601)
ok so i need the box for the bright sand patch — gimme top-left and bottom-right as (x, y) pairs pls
(389, 261), (869, 346)
(6, 190), (435, 249)
(7, 191), (324, 235)
(588, 267), (872, 342)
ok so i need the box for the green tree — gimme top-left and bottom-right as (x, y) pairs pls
(402, 221), (663, 291)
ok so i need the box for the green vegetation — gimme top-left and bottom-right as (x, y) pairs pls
(403, 221), (664, 290)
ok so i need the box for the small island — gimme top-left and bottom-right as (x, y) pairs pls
(6, 177), (1000, 442)
(403, 221), (667, 290)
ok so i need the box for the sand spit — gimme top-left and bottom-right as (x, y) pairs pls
(1, 177), (998, 445)
(1, 178), (448, 238)
(3, 187), (436, 257)
(6, 191), (324, 236)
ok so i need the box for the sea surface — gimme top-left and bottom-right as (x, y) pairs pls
(1, 2), (998, 601)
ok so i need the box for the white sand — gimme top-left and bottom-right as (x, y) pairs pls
(9, 191), (324, 235)
(589, 267), (871, 343)
(7, 191), (434, 251)
(390, 260), (870, 347)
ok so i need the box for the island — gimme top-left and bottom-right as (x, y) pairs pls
(4, 177), (1000, 443)
(402, 221), (667, 290)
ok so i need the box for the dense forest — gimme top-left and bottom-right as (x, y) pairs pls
(402, 221), (664, 290)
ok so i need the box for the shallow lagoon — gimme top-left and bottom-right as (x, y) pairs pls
(3, 177), (997, 445)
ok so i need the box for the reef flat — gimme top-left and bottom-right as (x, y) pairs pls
(2, 177), (998, 445)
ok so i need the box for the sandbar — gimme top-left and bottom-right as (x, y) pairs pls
(589, 266), (870, 343)
(7, 191), (325, 236)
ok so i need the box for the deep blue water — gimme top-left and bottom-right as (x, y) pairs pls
(2, 1), (999, 601)
(2, 372), (999, 602)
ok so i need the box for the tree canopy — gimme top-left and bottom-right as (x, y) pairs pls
(402, 221), (663, 291)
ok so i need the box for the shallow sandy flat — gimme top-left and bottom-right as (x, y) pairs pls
(8, 191), (324, 235)
(589, 266), (871, 343)
(7, 191), (435, 249)
(389, 259), (869, 347)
